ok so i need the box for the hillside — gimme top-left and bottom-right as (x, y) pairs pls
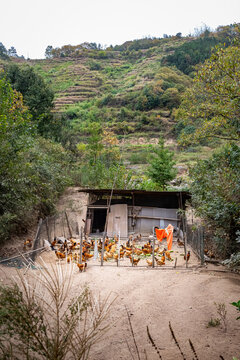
(1, 23), (239, 255)
(1, 26), (234, 177)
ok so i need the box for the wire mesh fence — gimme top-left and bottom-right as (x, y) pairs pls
(0, 211), (77, 268)
(186, 224), (204, 265)
(0, 212), (203, 269)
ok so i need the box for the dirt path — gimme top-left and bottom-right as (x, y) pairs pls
(72, 266), (240, 360)
(35, 249), (240, 360)
(1, 248), (239, 360)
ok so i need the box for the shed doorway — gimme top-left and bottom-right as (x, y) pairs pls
(91, 208), (107, 234)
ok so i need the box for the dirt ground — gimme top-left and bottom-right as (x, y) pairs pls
(0, 188), (239, 360)
(42, 251), (240, 360)
(1, 248), (239, 360)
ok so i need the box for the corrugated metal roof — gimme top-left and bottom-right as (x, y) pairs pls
(78, 188), (190, 196)
(79, 188), (191, 209)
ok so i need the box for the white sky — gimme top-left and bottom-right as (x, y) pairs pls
(1, 0), (239, 59)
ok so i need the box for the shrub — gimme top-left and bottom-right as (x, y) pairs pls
(0, 260), (113, 359)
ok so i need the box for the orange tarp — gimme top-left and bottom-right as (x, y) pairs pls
(155, 228), (167, 242)
(155, 224), (174, 250)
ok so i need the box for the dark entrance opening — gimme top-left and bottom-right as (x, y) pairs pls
(91, 209), (107, 233)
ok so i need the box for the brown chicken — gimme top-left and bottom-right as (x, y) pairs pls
(142, 247), (152, 255)
(154, 246), (160, 254)
(103, 254), (108, 262)
(184, 251), (190, 262)
(125, 250), (132, 258)
(23, 239), (33, 248)
(146, 259), (152, 267)
(83, 252), (93, 260)
(73, 253), (79, 261)
(67, 254), (73, 263)
(113, 253), (119, 260)
(177, 239), (184, 247)
(134, 248), (143, 256)
(155, 256), (165, 266)
(77, 262), (87, 272)
(129, 256), (140, 266)
(51, 239), (57, 247)
(105, 251), (113, 259)
(110, 244), (117, 253)
(55, 251), (66, 260)
(119, 250), (125, 258)
(165, 250), (173, 261)
(125, 246), (132, 252)
(143, 240), (152, 248)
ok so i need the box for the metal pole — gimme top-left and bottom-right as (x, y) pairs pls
(152, 234), (155, 269)
(101, 235), (105, 266)
(118, 230), (121, 267)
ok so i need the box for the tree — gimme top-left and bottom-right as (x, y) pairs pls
(147, 138), (177, 190)
(176, 32), (182, 38)
(75, 125), (132, 189)
(8, 46), (18, 57)
(0, 76), (70, 241)
(0, 42), (8, 59)
(176, 26), (240, 145)
(4, 64), (54, 136)
(190, 143), (240, 256)
(45, 45), (53, 58)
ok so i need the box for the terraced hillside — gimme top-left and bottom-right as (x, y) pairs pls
(31, 37), (188, 114)
(4, 29), (232, 174)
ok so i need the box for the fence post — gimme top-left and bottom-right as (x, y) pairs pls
(152, 236), (155, 269)
(31, 218), (43, 262)
(79, 226), (83, 265)
(45, 217), (50, 243)
(200, 227), (205, 265)
(65, 211), (73, 239)
(101, 234), (105, 266)
(117, 231), (121, 267)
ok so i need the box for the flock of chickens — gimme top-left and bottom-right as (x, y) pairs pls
(48, 234), (191, 271)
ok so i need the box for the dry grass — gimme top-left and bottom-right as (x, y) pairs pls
(0, 258), (114, 360)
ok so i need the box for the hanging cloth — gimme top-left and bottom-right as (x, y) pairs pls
(155, 228), (167, 242)
(155, 224), (174, 251)
(166, 224), (174, 251)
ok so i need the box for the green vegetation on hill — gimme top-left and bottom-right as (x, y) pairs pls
(1, 23), (239, 252)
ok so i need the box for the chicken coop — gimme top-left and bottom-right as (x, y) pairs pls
(79, 189), (190, 239)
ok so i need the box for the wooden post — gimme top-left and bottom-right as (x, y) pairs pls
(183, 218), (188, 269)
(174, 257), (177, 268)
(200, 227), (205, 265)
(131, 240), (134, 267)
(62, 214), (66, 239)
(45, 217), (50, 243)
(33, 218), (43, 249)
(31, 218), (43, 262)
(65, 212), (72, 239)
(53, 216), (56, 239)
(79, 226), (83, 265)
